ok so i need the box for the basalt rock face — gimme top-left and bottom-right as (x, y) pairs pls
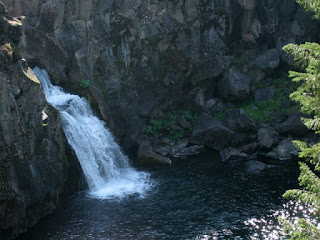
(4, 0), (318, 153)
(0, 6), (82, 239)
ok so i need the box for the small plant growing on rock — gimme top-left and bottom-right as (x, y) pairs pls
(79, 79), (90, 88)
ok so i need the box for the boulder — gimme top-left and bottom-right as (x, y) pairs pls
(245, 160), (267, 173)
(231, 132), (252, 147)
(218, 66), (251, 102)
(197, 56), (233, 81)
(154, 138), (204, 158)
(248, 49), (280, 71)
(248, 69), (266, 82)
(177, 118), (192, 130)
(38, 0), (65, 32)
(182, 145), (205, 156)
(205, 98), (225, 114)
(138, 141), (172, 165)
(190, 112), (234, 149)
(266, 151), (279, 159)
(281, 112), (310, 137)
(276, 138), (298, 159)
(170, 139), (189, 156)
(220, 147), (249, 162)
(225, 109), (256, 132)
(187, 88), (206, 113)
(254, 87), (275, 102)
(242, 142), (258, 154)
(258, 127), (276, 149)
(154, 138), (172, 156)
(172, 145), (205, 158)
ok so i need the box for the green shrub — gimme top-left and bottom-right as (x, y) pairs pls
(146, 109), (197, 141)
(214, 111), (227, 121)
(79, 79), (90, 88)
(244, 105), (270, 123)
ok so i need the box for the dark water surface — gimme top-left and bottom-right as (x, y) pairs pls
(22, 151), (299, 240)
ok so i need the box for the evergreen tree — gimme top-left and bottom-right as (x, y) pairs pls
(282, 0), (320, 239)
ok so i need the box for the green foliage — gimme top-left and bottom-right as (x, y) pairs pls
(241, 102), (271, 123)
(252, 80), (265, 89)
(214, 111), (227, 121)
(282, 217), (320, 240)
(282, 1), (320, 238)
(297, 0), (320, 19)
(146, 109), (197, 141)
(284, 162), (320, 206)
(214, 100), (282, 123)
(79, 79), (90, 88)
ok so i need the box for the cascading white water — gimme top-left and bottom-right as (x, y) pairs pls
(33, 67), (151, 199)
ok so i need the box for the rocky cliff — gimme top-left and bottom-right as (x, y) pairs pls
(3, 0), (318, 156)
(2, 0), (319, 159)
(0, 3), (82, 239)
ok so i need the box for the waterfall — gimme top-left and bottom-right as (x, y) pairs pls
(33, 67), (151, 199)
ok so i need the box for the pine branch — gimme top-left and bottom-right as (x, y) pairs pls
(297, 0), (320, 19)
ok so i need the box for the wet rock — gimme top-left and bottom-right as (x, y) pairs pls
(183, 145), (205, 156)
(242, 142), (258, 154)
(172, 143), (205, 158)
(266, 151), (278, 159)
(190, 112), (234, 149)
(171, 139), (189, 155)
(154, 138), (172, 156)
(258, 127), (276, 149)
(218, 67), (251, 102)
(220, 147), (249, 162)
(225, 109), (256, 132)
(281, 112), (310, 137)
(245, 160), (267, 173)
(138, 141), (172, 165)
(276, 138), (298, 159)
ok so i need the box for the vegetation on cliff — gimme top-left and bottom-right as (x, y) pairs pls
(282, 0), (320, 238)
